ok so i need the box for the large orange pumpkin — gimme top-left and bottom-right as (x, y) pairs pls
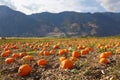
(61, 59), (73, 69)
(18, 64), (32, 76)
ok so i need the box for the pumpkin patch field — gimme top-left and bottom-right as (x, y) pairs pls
(0, 37), (120, 80)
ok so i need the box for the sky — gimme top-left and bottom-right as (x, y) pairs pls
(0, 0), (120, 15)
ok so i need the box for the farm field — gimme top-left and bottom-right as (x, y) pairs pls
(0, 37), (120, 80)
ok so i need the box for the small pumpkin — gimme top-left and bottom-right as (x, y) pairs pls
(100, 52), (112, 58)
(50, 49), (56, 54)
(72, 51), (80, 58)
(104, 52), (112, 57)
(43, 51), (50, 56)
(19, 52), (27, 57)
(60, 59), (73, 69)
(99, 58), (108, 64)
(11, 53), (20, 58)
(53, 45), (59, 49)
(37, 59), (47, 66)
(18, 64), (32, 76)
(81, 50), (88, 55)
(1, 50), (11, 57)
(5, 57), (15, 64)
(85, 47), (93, 52)
(22, 55), (34, 61)
(69, 56), (77, 62)
(59, 49), (66, 55)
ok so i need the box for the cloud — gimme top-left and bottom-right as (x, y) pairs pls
(99, 0), (120, 12)
(0, 0), (110, 15)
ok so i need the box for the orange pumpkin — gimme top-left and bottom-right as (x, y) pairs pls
(61, 59), (73, 69)
(18, 64), (32, 76)
(5, 57), (15, 64)
(105, 52), (112, 57)
(100, 53), (106, 58)
(81, 50), (88, 55)
(50, 49), (56, 54)
(39, 50), (44, 55)
(19, 52), (27, 57)
(100, 52), (112, 58)
(22, 55), (34, 61)
(72, 51), (80, 58)
(63, 49), (68, 54)
(99, 58), (108, 64)
(43, 51), (50, 56)
(37, 59), (47, 66)
(69, 56), (77, 62)
(1, 50), (11, 57)
(85, 47), (93, 52)
(59, 49), (66, 55)
(53, 45), (59, 49)
(11, 53), (20, 58)
(4, 47), (9, 51)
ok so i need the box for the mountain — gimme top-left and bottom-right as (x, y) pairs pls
(0, 5), (120, 37)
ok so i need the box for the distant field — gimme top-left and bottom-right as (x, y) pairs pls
(0, 37), (120, 80)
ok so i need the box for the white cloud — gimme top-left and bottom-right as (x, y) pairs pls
(0, 0), (109, 15)
(99, 0), (120, 12)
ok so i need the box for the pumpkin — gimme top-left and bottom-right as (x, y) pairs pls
(43, 51), (50, 56)
(50, 49), (56, 54)
(100, 52), (112, 58)
(69, 56), (77, 62)
(100, 53), (107, 58)
(72, 51), (80, 58)
(22, 55), (34, 61)
(11, 53), (20, 58)
(37, 59), (47, 66)
(63, 49), (68, 54)
(59, 56), (66, 62)
(1, 50), (11, 57)
(18, 64), (32, 76)
(85, 47), (93, 52)
(19, 52), (27, 57)
(99, 58), (108, 64)
(5, 57), (15, 64)
(39, 50), (44, 55)
(53, 45), (59, 49)
(59, 49), (66, 55)
(81, 50), (88, 55)
(61, 59), (73, 69)
(104, 52), (112, 57)
(4, 47), (9, 51)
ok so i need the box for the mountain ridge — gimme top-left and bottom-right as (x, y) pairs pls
(0, 5), (120, 37)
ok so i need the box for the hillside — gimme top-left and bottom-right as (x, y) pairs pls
(0, 6), (120, 37)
